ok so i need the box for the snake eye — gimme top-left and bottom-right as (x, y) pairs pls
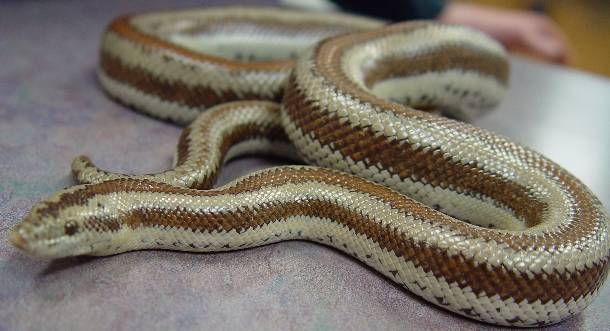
(64, 220), (79, 236)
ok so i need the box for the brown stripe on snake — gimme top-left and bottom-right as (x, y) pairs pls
(100, 52), (274, 110)
(362, 44), (510, 91)
(171, 124), (287, 178)
(105, 14), (292, 72)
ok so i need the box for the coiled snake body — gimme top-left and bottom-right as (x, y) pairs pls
(9, 7), (610, 327)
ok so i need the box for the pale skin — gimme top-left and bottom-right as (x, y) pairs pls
(438, 2), (575, 65)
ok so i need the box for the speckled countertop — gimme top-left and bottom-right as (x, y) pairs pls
(1, 1), (609, 330)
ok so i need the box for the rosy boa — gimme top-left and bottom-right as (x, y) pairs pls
(8, 7), (610, 327)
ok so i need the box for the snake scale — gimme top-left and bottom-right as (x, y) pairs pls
(8, 7), (609, 327)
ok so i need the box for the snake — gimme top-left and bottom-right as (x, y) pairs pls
(8, 7), (610, 327)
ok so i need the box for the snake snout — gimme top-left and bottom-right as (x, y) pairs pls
(8, 226), (28, 253)
(8, 224), (47, 260)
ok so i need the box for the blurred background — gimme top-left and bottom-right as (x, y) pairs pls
(458, 0), (610, 77)
(283, 0), (610, 77)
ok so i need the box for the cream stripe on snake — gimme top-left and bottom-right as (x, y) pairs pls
(9, 7), (610, 327)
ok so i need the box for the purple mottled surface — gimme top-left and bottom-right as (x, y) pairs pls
(1, 1), (609, 330)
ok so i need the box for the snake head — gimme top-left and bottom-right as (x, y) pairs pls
(9, 181), (132, 260)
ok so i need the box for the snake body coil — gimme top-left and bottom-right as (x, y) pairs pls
(9, 7), (610, 327)
(97, 7), (384, 124)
